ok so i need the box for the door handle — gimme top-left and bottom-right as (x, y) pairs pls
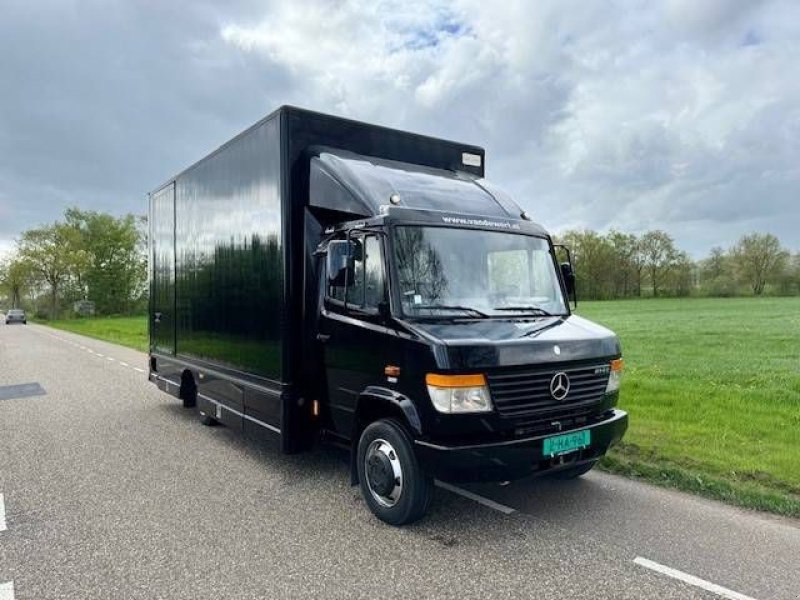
(316, 333), (330, 343)
(154, 312), (162, 324)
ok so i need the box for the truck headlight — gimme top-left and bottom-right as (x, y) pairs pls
(606, 358), (624, 393)
(425, 373), (493, 414)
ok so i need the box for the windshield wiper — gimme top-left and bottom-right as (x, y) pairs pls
(414, 304), (490, 318)
(493, 306), (556, 316)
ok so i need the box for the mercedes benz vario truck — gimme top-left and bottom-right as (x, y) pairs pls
(148, 106), (628, 525)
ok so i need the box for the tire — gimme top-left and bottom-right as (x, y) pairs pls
(180, 375), (197, 408)
(357, 419), (433, 526)
(550, 460), (597, 480)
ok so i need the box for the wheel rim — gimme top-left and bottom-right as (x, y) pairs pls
(364, 438), (403, 508)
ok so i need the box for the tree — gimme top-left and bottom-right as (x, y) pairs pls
(17, 223), (87, 318)
(731, 233), (789, 295)
(667, 251), (695, 297)
(639, 230), (677, 297)
(64, 208), (147, 314)
(0, 256), (32, 308)
(607, 230), (638, 297)
(557, 230), (617, 300)
(631, 237), (647, 297)
(698, 246), (736, 296)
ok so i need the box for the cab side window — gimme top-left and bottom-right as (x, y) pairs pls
(327, 234), (385, 312)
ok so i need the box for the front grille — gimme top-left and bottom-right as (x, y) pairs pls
(487, 362), (610, 419)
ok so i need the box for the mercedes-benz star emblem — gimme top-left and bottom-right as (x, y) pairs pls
(550, 372), (570, 401)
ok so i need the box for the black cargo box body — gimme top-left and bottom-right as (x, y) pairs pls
(149, 106), (486, 452)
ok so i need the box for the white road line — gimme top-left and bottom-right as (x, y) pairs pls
(634, 557), (758, 600)
(133, 367), (145, 373)
(0, 581), (13, 600)
(95, 353), (104, 358)
(0, 493), (6, 531)
(119, 362), (129, 367)
(87, 349), (95, 354)
(435, 481), (515, 515)
(106, 356), (115, 361)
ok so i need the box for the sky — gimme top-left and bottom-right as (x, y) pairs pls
(1, 0), (798, 259)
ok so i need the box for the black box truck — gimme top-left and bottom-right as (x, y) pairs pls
(148, 106), (628, 525)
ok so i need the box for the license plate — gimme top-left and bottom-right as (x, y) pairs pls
(542, 430), (591, 457)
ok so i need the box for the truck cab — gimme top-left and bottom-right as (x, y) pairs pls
(306, 150), (628, 525)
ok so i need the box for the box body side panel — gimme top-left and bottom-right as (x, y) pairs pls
(173, 115), (284, 383)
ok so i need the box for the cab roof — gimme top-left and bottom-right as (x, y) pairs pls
(309, 149), (528, 221)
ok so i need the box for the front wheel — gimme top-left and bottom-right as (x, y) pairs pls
(357, 419), (432, 526)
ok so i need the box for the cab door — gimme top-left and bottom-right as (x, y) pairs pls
(319, 233), (391, 437)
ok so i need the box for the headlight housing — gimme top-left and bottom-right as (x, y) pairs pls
(605, 358), (624, 393)
(425, 373), (493, 414)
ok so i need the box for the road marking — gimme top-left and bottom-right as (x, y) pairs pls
(0, 493), (6, 531)
(95, 353), (104, 357)
(435, 481), (515, 515)
(133, 367), (145, 373)
(119, 361), (129, 367)
(634, 557), (758, 600)
(106, 356), (115, 361)
(0, 581), (13, 600)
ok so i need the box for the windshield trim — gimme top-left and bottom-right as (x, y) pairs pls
(386, 223), (571, 321)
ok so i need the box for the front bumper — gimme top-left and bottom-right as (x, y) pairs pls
(414, 409), (628, 483)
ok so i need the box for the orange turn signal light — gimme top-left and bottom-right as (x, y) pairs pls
(610, 358), (624, 372)
(425, 373), (487, 388)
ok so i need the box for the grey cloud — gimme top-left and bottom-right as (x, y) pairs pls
(0, 0), (798, 259)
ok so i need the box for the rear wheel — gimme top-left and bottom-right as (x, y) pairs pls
(180, 372), (197, 408)
(357, 419), (432, 526)
(550, 460), (598, 480)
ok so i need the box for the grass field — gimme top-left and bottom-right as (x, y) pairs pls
(39, 297), (800, 516)
(577, 297), (800, 516)
(42, 316), (148, 352)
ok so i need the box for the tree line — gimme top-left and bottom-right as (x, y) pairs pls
(557, 229), (799, 300)
(0, 208), (146, 318)
(1, 207), (797, 317)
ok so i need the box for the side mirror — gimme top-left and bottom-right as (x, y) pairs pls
(327, 239), (362, 287)
(560, 262), (576, 297)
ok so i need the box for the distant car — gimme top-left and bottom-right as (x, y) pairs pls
(5, 309), (26, 324)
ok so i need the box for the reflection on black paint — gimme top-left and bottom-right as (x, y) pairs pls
(150, 184), (175, 355)
(174, 117), (283, 379)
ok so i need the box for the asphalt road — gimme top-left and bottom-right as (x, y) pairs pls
(0, 321), (798, 599)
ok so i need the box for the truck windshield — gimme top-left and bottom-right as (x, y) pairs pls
(392, 226), (567, 318)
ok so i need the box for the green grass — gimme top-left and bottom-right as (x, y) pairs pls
(41, 316), (148, 352)
(39, 297), (800, 516)
(577, 297), (800, 516)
